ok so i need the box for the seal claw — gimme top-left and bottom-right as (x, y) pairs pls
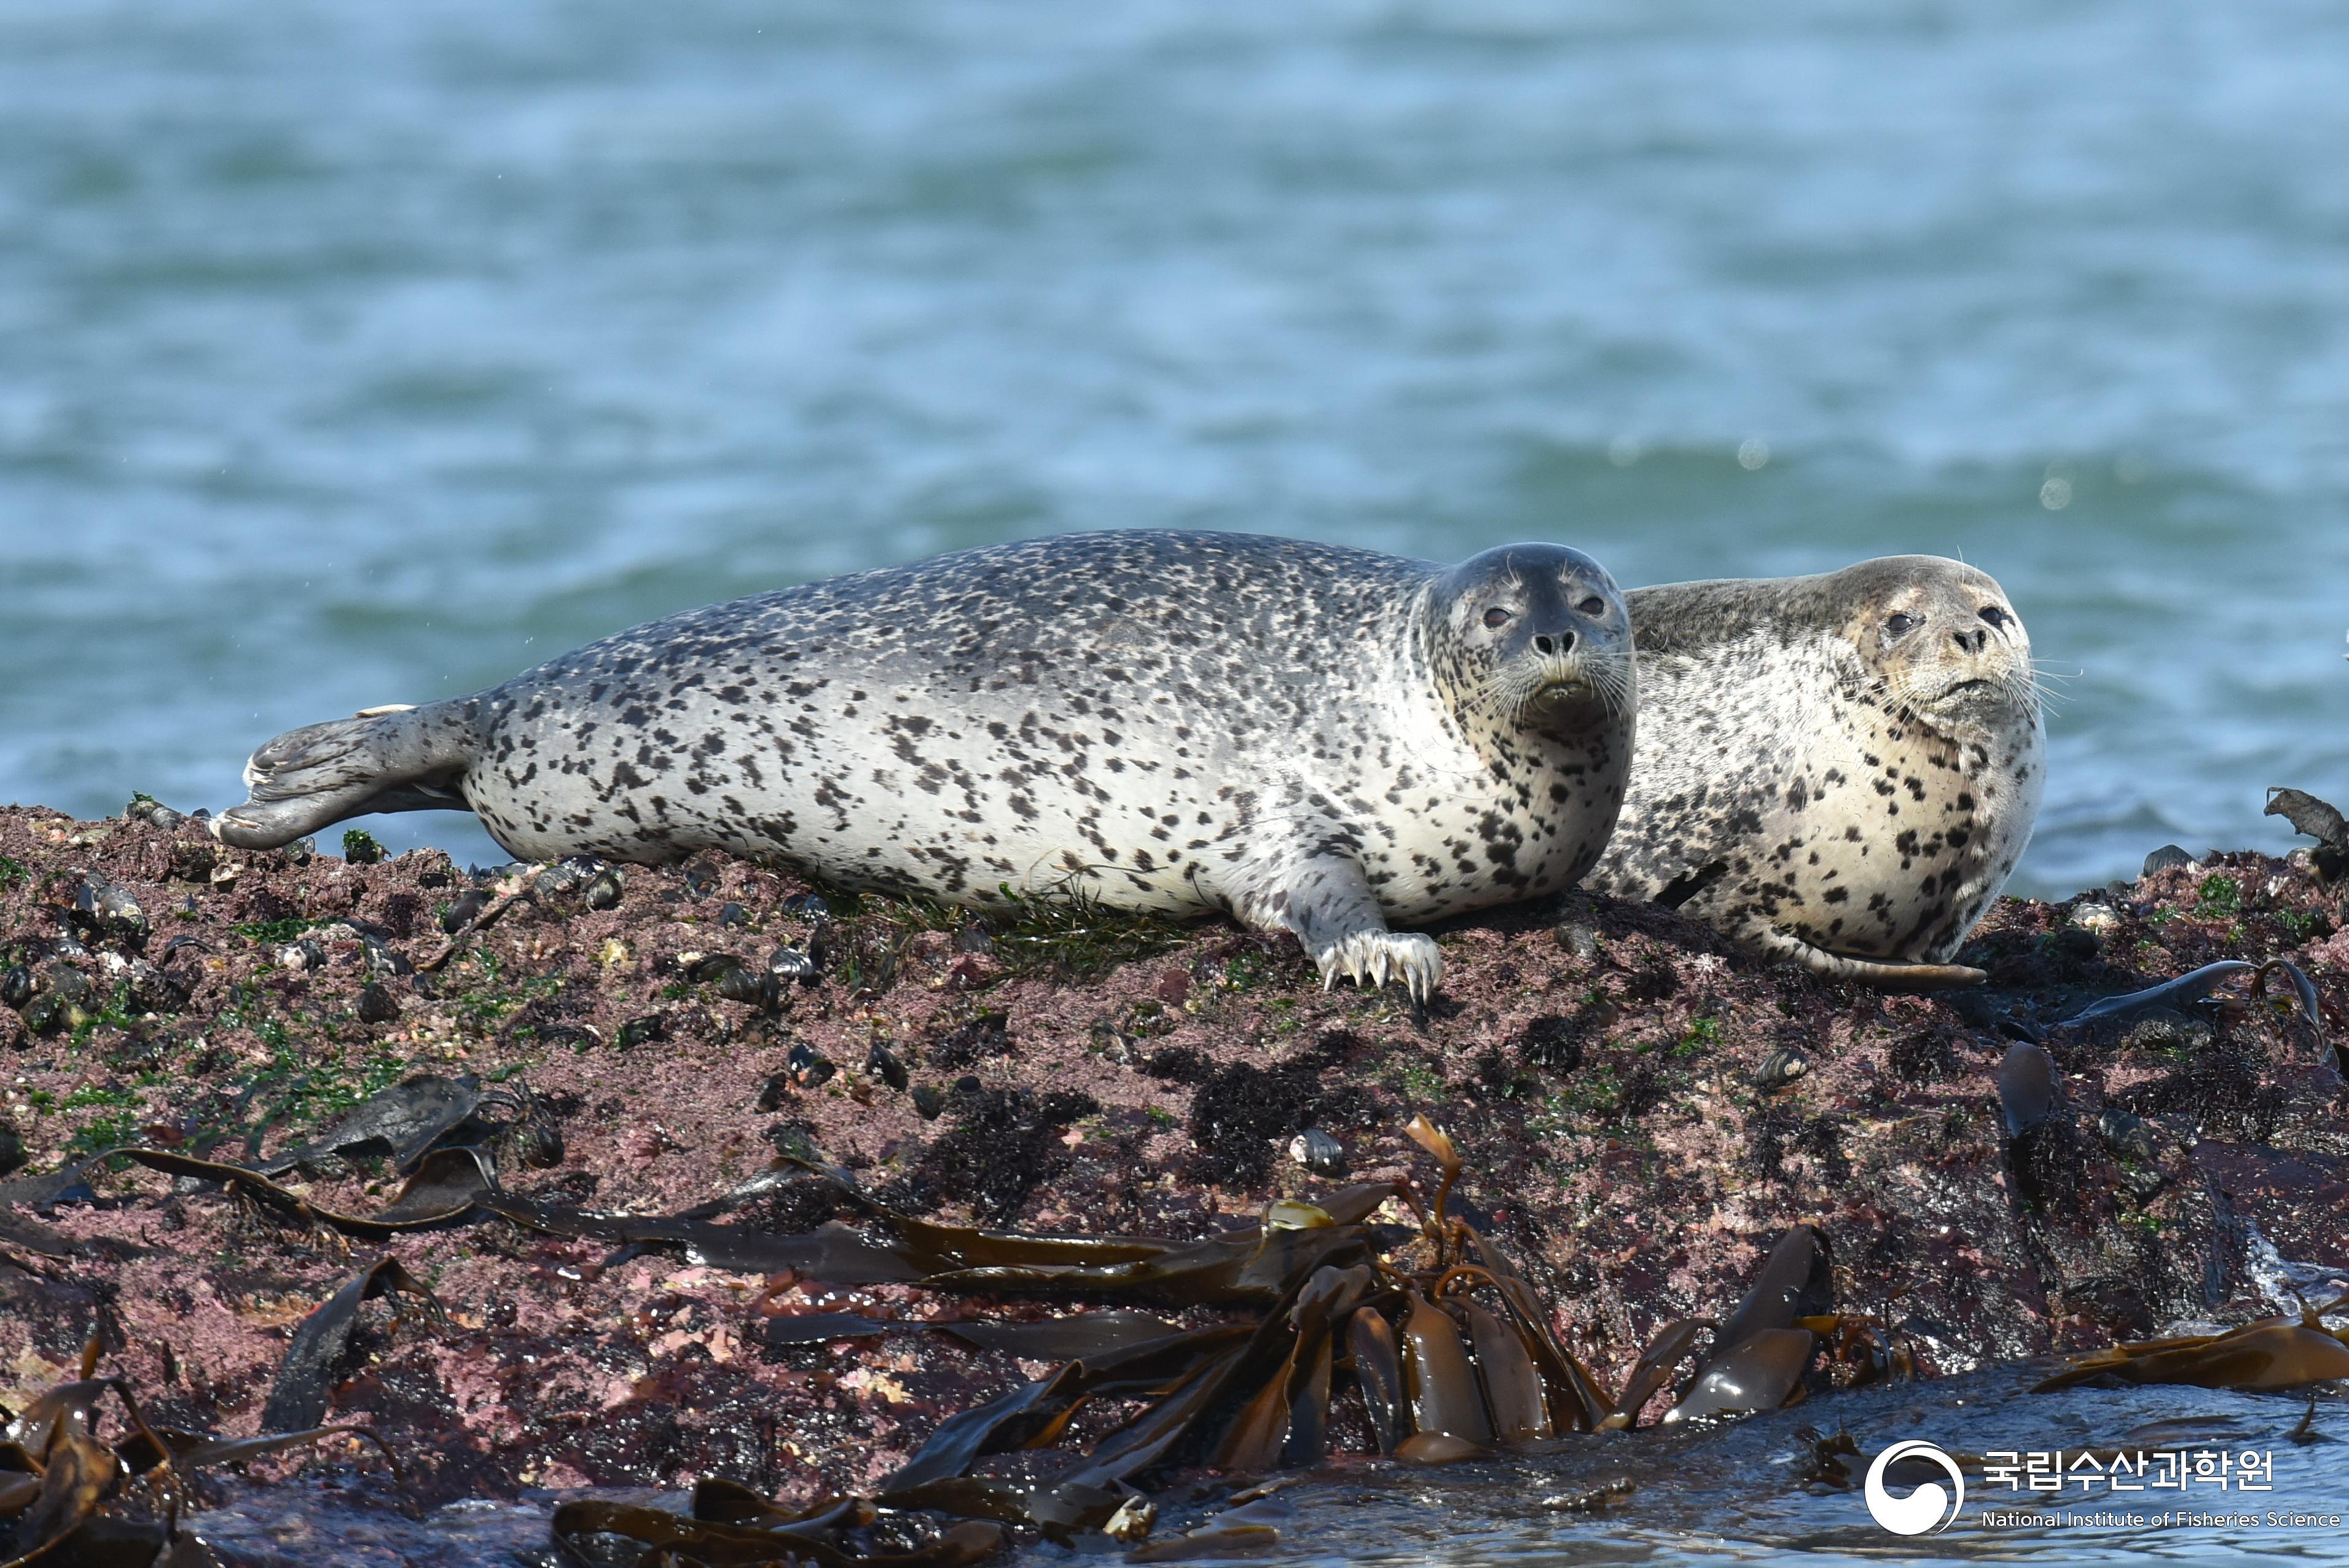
(1313, 931), (1441, 1001)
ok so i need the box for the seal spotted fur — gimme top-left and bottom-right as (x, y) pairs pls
(218, 530), (1637, 998)
(1586, 555), (2042, 989)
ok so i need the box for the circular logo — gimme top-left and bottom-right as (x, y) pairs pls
(1864, 1440), (1966, 1535)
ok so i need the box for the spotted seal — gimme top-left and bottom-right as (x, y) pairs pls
(1585, 556), (2042, 989)
(216, 530), (1637, 998)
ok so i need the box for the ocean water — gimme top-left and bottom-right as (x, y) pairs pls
(3, 0), (2347, 901)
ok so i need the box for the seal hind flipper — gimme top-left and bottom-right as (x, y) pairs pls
(1750, 926), (1985, 991)
(213, 703), (476, 850)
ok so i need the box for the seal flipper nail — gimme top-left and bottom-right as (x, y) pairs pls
(216, 530), (1639, 999)
(1746, 925), (1987, 992)
(1588, 555), (2041, 990)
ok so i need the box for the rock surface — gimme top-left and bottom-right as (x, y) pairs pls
(0, 802), (2344, 1518)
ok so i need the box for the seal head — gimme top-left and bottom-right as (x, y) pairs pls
(1588, 555), (2042, 989)
(1425, 544), (1636, 745)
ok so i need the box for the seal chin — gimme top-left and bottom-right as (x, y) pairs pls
(1517, 666), (1625, 734)
(1908, 669), (2036, 735)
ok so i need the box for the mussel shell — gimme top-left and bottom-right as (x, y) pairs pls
(1752, 1045), (1809, 1091)
(869, 1043), (909, 1092)
(768, 946), (821, 986)
(535, 856), (607, 897)
(717, 965), (776, 1008)
(788, 1042), (837, 1089)
(583, 869), (625, 910)
(1287, 1128), (1347, 1178)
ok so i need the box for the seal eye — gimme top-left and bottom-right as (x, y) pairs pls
(1482, 607), (1512, 629)
(1577, 596), (1606, 616)
(1884, 612), (1921, 639)
(1979, 605), (2010, 629)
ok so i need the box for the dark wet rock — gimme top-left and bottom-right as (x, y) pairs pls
(1552, 922), (1601, 962)
(882, 1086), (1100, 1223)
(2144, 844), (2196, 876)
(1140, 1044), (1213, 1084)
(2122, 1008), (2216, 1054)
(1996, 1043), (2061, 1137)
(0, 805), (2341, 1521)
(356, 982), (401, 1025)
(1188, 1060), (1325, 1186)
(1517, 1013), (1588, 1075)
(927, 1009), (1011, 1071)
(2051, 925), (2100, 960)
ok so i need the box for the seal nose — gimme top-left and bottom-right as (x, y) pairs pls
(1532, 630), (1575, 657)
(1951, 627), (1988, 655)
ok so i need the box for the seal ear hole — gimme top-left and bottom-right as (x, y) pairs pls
(1482, 607), (1512, 629)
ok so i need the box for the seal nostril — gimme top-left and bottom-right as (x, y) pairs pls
(1558, 630), (1575, 653)
(1534, 635), (1555, 656)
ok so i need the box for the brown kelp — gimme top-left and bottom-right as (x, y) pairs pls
(0, 1337), (407, 1567)
(564, 1110), (1897, 1559)
(2034, 1295), (2349, 1394)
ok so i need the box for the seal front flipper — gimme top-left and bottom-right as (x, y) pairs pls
(1229, 845), (1441, 1002)
(213, 701), (477, 850)
(1748, 925), (1985, 991)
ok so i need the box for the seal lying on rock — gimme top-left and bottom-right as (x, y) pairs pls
(1585, 555), (2042, 989)
(217, 530), (1637, 998)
